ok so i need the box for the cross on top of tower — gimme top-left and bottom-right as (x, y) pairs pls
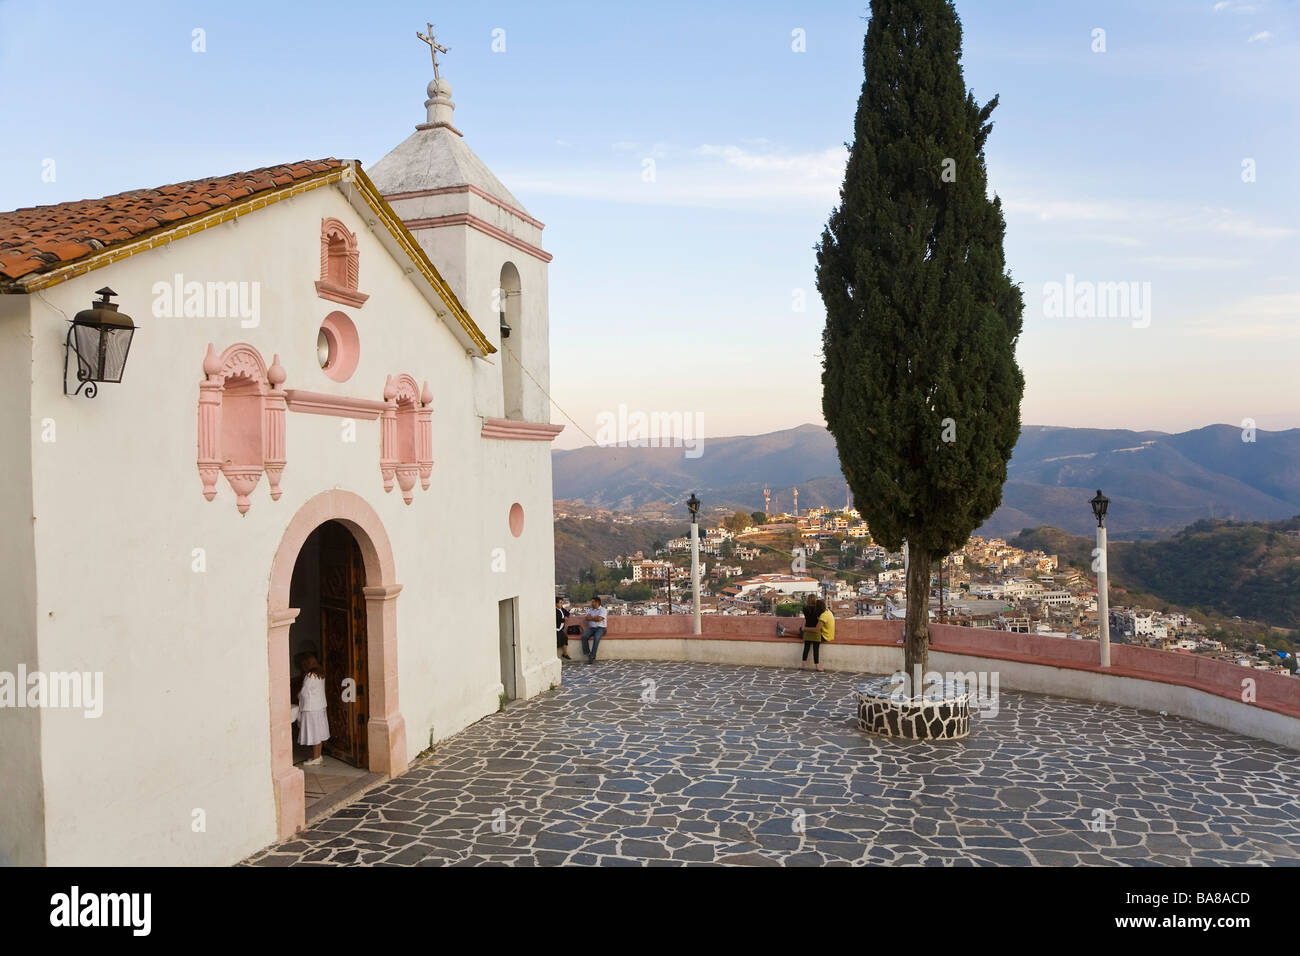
(416, 22), (449, 81)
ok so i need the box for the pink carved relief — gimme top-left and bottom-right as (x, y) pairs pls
(380, 376), (398, 493)
(480, 418), (565, 442)
(379, 373), (432, 504)
(417, 380), (434, 490)
(197, 345), (224, 501)
(315, 217), (369, 308)
(263, 354), (287, 500)
(283, 390), (387, 419)
(197, 342), (289, 514)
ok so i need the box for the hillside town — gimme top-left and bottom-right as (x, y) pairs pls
(559, 503), (1297, 677)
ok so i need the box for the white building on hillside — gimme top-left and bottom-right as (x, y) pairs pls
(731, 574), (820, 598)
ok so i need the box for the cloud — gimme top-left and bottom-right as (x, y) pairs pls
(500, 142), (848, 209)
(695, 144), (849, 181)
(1002, 198), (1139, 223)
(1185, 291), (1300, 338)
(1008, 197), (1295, 241)
(1247, 31), (1272, 42)
(1135, 255), (1249, 270)
(1079, 233), (1145, 248)
(1204, 213), (1296, 239)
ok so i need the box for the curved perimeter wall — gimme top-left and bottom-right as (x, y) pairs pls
(562, 616), (1300, 752)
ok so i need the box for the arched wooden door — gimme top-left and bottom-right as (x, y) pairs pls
(319, 521), (369, 767)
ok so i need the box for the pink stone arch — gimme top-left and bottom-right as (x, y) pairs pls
(265, 490), (407, 840)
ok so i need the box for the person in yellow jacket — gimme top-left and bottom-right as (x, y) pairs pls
(800, 598), (834, 671)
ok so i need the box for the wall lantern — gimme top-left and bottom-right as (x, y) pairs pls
(1089, 489), (1110, 528)
(64, 287), (136, 398)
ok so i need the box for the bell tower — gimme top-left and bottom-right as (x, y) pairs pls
(368, 32), (552, 424)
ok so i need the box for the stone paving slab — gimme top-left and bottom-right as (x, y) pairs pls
(242, 660), (1300, 867)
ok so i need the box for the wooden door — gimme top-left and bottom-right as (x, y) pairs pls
(319, 522), (369, 767)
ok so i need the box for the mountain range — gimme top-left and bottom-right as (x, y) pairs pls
(552, 423), (1300, 540)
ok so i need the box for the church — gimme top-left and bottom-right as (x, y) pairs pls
(0, 39), (562, 866)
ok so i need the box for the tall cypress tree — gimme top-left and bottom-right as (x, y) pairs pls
(816, 0), (1024, 683)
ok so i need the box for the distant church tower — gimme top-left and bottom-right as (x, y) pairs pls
(368, 35), (552, 424)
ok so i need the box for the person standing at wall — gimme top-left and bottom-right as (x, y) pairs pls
(556, 595), (572, 660)
(580, 596), (608, 664)
(800, 599), (834, 672)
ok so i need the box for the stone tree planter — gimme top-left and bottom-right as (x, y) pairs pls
(855, 675), (971, 740)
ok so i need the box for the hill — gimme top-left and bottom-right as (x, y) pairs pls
(553, 423), (1300, 539)
(552, 507), (689, 582)
(1010, 518), (1300, 631)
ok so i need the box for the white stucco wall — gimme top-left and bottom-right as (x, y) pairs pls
(20, 180), (559, 866)
(0, 293), (43, 866)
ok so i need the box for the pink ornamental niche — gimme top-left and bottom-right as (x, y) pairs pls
(380, 374), (433, 504)
(197, 343), (288, 514)
(315, 217), (369, 308)
(509, 503), (525, 538)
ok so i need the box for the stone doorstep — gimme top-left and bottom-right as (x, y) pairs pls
(305, 770), (388, 827)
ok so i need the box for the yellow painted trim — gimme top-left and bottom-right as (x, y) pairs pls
(342, 162), (494, 355)
(17, 167), (346, 293)
(13, 160), (496, 356)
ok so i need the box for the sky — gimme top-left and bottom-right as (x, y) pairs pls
(2, 0), (1297, 449)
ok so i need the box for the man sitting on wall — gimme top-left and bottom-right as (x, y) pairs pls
(580, 596), (608, 664)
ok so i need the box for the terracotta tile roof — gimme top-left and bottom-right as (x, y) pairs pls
(0, 159), (344, 288)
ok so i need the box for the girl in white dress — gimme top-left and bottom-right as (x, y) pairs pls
(296, 653), (330, 766)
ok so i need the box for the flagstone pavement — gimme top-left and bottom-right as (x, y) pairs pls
(242, 659), (1300, 866)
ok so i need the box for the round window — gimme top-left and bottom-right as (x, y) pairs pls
(317, 312), (359, 382)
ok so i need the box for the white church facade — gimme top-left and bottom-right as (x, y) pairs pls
(0, 64), (562, 866)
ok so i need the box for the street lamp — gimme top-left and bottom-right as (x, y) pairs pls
(1090, 489), (1111, 668)
(687, 493), (702, 635)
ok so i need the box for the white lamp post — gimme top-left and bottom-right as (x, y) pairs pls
(1091, 489), (1111, 668)
(687, 493), (702, 635)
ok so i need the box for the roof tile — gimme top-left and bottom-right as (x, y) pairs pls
(0, 158), (345, 285)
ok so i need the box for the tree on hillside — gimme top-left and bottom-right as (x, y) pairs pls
(723, 511), (752, 534)
(816, 0), (1025, 681)
(750, 512), (767, 526)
